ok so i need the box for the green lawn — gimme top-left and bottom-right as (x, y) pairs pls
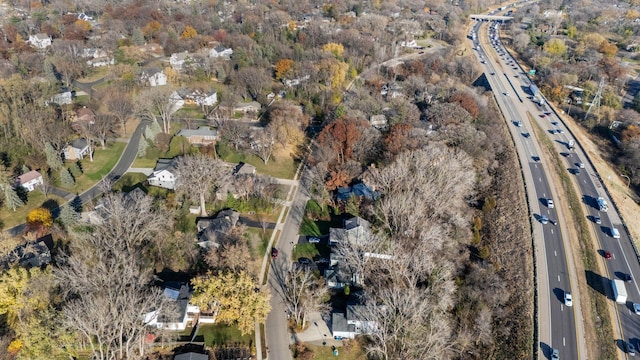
(0, 191), (66, 230)
(217, 142), (297, 179)
(197, 323), (253, 347)
(131, 157), (158, 168)
(292, 242), (320, 260)
(305, 342), (366, 359)
(61, 142), (126, 192)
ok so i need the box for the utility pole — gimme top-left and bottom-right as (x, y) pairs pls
(585, 78), (605, 120)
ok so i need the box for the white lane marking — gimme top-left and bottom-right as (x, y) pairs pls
(561, 304), (564, 311)
(539, 177), (542, 182)
(551, 229), (554, 234)
(543, 193), (547, 197)
(563, 337), (566, 347)
(558, 275), (561, 282)
(554, 251), (557, 257)
(583, 179), (587, 184)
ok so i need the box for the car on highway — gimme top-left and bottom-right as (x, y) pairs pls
(594, 216), (602, 224)
(522, 132), (530, 138)
(308, 237), (321, 244)
(504, 91), (509, 96)
(271, 247), (279, 258)
(490, 72), (495, 75)
(623, 273), (634, 282)
(557, 129), (565, 134)
(603, 251), (612, 259)
(551, 348), (559, 359)
(551, 219), (558, 226)
(540, 215), (549, 224)
(551, 121), (558, 126)
(624, 341), (636, 356)
(633, 303), (640, 315)
(547, 199), (554, 208)
(577, 162), (585, 169)
(564, 292), (573, 307)
(515, 120), (523, 127)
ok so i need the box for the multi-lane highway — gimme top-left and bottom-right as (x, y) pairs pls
(471, 18), (584, 360)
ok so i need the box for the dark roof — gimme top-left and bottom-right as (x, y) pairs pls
(331, 312), (355, 333)
(233, 162), (256, 176)
(154, 158), (176, 173)
(196, 210), (240, 246)
(0, 239), (52, 270)
(174, 353), (209, 360)
(336, 182), (378, 201)
(158, 283), (191, 324)
(70, 138), (89, 149)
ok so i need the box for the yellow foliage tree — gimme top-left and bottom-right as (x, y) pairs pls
(626, 9), (640, 20)
(74, 19), (91, 32)
(322, 42), (344, 58)
(598, 40), (618, 58)
(181, 25), (198, 39)
(0, 267), (51, 329)
(191, 271), (271, 335)
(275, 59), (294, 80)
(288, 21), (297, 32)
(543, 38), (567, 57)
(7, 339), (22, 354)
(164, 67), (178, 84)
(143, 20), (162, 39)
(26, 208), (53, 228)
(320, 59), (349, 90)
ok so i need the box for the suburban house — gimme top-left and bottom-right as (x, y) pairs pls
(369, 114), (388, 129)
(147, 159), (178, 190)
(28, 33), (52, 49)
(49, 91), (74, 105)
(170, 51), (191, 71)
(86, 57), (114, 67)
(284, 75), (310, 87)
(336, 183), (379, 202)
(177, 126), (218, 146)
(329, 216), (372, 246)
(0, 236), (53, 270)
(63, 139), (91, 160)
(209, 45), (233, 59)
(169, 89), (217, 112)
(143, 283), (201, 331)
(233, 101), (261, 114)
(324, 252), (359, 289)
(140, 68), (168, 87)
(233, 162), (256, 176)
(71, 107), (96, 132)
(16, 170), (43, 192)
(196, 209), (240, 249)
(331, 304), (378, 340)
(81, 48), (108, 59)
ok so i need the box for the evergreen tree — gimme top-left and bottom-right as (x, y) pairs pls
(132, 28), (145, 46)
(2, 185), (24, 211)
(144, 121), (161, 142)
(137, 137), (148, 157)
(44, 143), (63, 170)
(58, 204), (80, 228)
(21, 165), (30, 174)
(60, 168), (75, 187)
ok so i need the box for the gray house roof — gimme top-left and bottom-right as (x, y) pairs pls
(153, 158), (177, 173)
(177, 126), (217, 138)
(174, 353), (209, 360)
(70, 138), (89, 150)
(332, 312), (355, 333)
(196, 210), (240, 248)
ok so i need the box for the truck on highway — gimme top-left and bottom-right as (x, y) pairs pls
(597, 197), (608, 212)
(612, 279), (627, 304)
(567, 140), (575, 150)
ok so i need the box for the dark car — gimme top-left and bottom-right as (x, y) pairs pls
(622, 273), (633, 282)
(271, 248), (279, 258)
(308, 237), (321, 244)
(551, 348), (559, 359)
(604, 251), (612, 259)
(594, 216), (602, 225)
(625, 341), (636, 356)
(298, 257), (312, 265)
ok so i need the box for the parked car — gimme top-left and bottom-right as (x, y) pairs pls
(271, 248), (279, 258)
(297, 257), (312, 265)
(633, 303), (640, 315)
(308, 237), (321, 244)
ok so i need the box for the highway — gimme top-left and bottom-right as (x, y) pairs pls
(471, 18), (584, 360)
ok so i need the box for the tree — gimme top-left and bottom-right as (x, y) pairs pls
(60, 168), (75, 187)
(181, 25), (198, 39)
(105, 90), (133, 135)
(218, 120), (248, 150)
(26, 207), (53, 229)
(136, 86), (176, 134)
(58, 204), (80, 228)
(233, 67), (271, 101)
(191, 270), (271, 335)
(2, 185), (24, 211)
(0, 267), (52, 330)
(544, 38), (567, 58)
(266, 101), (308, 148)
(322, 42), (344, 58)
(315, 117), (365, 165)
(275, 59), (294, 81)
(174, 154), (230, 216)
(137, 137), (148, 157)
(90, 113), (118, 149)
(44, 142), (63, 171)
(252, 127), (276, 165)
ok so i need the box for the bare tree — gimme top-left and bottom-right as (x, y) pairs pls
(174, 154), (231, 216)
(251, 127), (276, 165)
(218, 120), (249, 150)
(233, 67), (271, 101)
(91, 112), (118, 149)
(105, 89), (134, 135)
(136, 86), (177, 134)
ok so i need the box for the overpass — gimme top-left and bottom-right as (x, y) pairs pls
(470, 14), (513, 21)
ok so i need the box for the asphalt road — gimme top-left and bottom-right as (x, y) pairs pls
(472, 19), (583, 360)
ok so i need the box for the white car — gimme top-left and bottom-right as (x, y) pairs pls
(633, 303), (640, 315)
(564, 292), (573, 307)
(547, 199), (554, 208)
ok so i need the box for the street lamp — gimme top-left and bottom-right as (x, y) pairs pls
(621, 174), (631, 189)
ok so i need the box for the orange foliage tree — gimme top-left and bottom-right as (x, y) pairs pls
(275, 59), (294, 81)
(26, 207), (53, 230)
(448, 91), (479, 118)
(181, 26), (198, 39)
(622, 125), (640, 143)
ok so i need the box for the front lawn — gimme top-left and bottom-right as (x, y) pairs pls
(197, 323), (253, 348)
(216, 142), (297, 179)
(0, 191), (66, 230)
(60, 142), (127, 193)
(292, 242), (320, 260)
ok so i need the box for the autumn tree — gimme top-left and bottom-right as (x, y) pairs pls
(181, 25), (198, 39)
(322, 42), (345, 58)
(275, 59), (294, 81)
(104, 88), (133, 135)
(136, 86), (176, 134)
(174, 155), (230, 216)
(251, 127), (276, 165)
(544, 38), (568, 58)
(448, 91), (480, 119)
(315, 117), (365, 165)
(0, 267), (53, 330)
(233, 67), (271, 101)
(266, 101), (308, 148)
(218, 120), (249, 150)
(26, 207), (53, 235)
(191, 271), (271, 335)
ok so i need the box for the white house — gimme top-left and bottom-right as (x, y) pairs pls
(147, 159), (178, 190)
(169, 89), (217, 112)
(28, 34), (52, 49)
(63, 139), (91, 160)
(331, 305), (378, 339)
(143, 284), (200, 331)
(149, 71), (167, 87)
(369, 114), (388, 129)
(284, 75), (310, 87)
(170, 51), (191, 71)
(16, 170), (43, 192)
(49, 91), (74, 105)
(169, 91), (185, 113)
(81, 48), (108, 59)
(86, 57), (114, 67)
(209, 45), (233, 59)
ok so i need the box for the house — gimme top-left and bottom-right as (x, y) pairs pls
(329, 216), (372, 246)
(324, 263), (358, 289)
(196, 209), (240, 249)
(233, 162), (256, 176)
(81, 48), (108, 59)
(174, 352), (209, 360)
(177, 126), (218, 146)
(284, 75), (310, 87)
(369, 114), (387, 129)
(209, 45), (233, 59)
(49, 91), (74, 105)
(147, 159), (178, 190)
(170, 51), (191, 71)
(169, 89), (217, 112)
(16, 170), (43, 192)
(331, 305), (377, 339)
(399, 39), (418, 48)
(143, 283), (201, 331)
(141, 68), (168, 87)
(0, 236), (53, 270)
(336, 183), (379, 202)
(77, 12), (94, 21)
(86, 57), (114, 67)
(63, 139), (91, 160)
(233, 101), (261, 114)
(71, 107), (96, 132)
(28, 33), (52, 49)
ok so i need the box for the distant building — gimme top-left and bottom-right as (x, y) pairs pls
(49, 91), (74, 105)
(369, 114), (388, 129)
(28, 33), (52, 49)
(331, 305), (378, 339)
(86, 57), (114, 67)
(170, 51), (191, 71)
(209, 45), (233, 59)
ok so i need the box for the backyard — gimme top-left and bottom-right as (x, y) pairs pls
(216, 141), (298, 179)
